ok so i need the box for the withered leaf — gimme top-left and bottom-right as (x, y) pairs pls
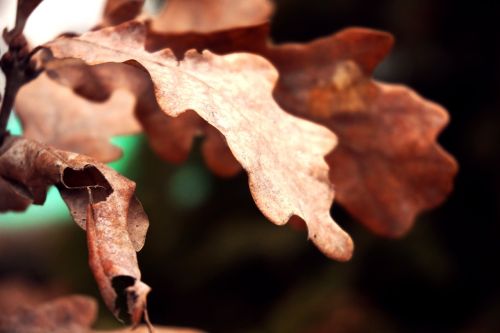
(39, 58), (240, 176)
(0, 295), (97, 333)
(45, 21), (353, 260)
(15, 73), (141, 162)
(268, 28), (458, 236)
(145, 22), (270, 59)
(143, 23), (270, 176)
(0, 136), (150, 324)
(86, 204), (149, 326)
(143, 24), (458, 236)
(10, 18), (269, 170)
(152, 0), (274, 33)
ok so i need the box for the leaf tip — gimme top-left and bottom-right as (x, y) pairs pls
(304, 214), (354, 262)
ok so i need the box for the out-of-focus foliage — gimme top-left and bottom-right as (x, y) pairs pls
(0, 0), (498, 332)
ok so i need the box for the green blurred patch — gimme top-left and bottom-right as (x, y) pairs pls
(166, 162), (213, 209)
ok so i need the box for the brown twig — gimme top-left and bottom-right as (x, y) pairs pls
(0, 33), (43, 144)
(0, 0), (45, 144)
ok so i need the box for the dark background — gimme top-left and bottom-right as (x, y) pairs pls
(1, 1), (500, 332)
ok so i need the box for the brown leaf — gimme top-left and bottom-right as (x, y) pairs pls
(143, 24), (458, 236)
(268, 28), (458, 236)
(0, 136), (150, 324)
(0, 176), (32, 211)
(44, 21), (353, 261)
(86, 204), (149, 326)
(0, 295), (97, 333)
(102, 0), (145, 27)
(145, 22), (270, 59)
(143, 23), (270, 176)
(38, 58), (240, 175)
(152, 0), (274, 33)
(15, 73), (141, 162)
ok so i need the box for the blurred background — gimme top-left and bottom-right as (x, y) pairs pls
(1, 0), (499, 332)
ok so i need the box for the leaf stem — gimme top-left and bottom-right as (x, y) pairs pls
(0, 78), (16, 138)
(0, 39), (43, 144)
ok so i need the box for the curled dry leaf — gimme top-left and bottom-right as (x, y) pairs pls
(86, 204), (149, 325)
(144, 23), (458, 236)
(0, 295), (97, 333)
(0, 136), (150, 325)
(152, 0), (274, 33)
(44, 21), (353, 260)
(15, 73), (141, 162)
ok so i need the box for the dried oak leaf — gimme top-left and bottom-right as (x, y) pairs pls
(145, 22), (270, 60)
(143, 24), (457, 236)
(147, 0), (273, 176)
(15, 73), (141, 162)
(0, 136), (150, 325)
(11, 0), (143, 163)
(267, 28), (458, 236)
(152, 0), (274, 33)
(44, 21), (353, 261)
(144, 23), (270, 176)
(0, 295), (97, 333)
(38, 57), (241, 176)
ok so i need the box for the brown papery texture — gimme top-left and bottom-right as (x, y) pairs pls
(0, 136), (150, 325)
(45, 21), (353, 261)
(42, 58), (241, 176)
(152, 0), (273, 33)
(15, 73), (141, 163)
(268, 28), (458, 236)
(0, 295), (97, 333)
(102, 0), (145, 27)
(143, 23), (457, 237)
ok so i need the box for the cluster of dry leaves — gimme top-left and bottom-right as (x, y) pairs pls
(0, 0), (458, 330)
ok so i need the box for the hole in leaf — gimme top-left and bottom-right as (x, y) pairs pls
(61, 165), (113, 202)
(111, 275), (136, 324)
